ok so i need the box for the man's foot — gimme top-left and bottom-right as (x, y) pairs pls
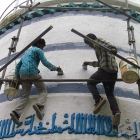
(93, 97), (106, 114)
(112, 110), (121, 126)
(33, 104), (44, 120)
(10, 110), (20, 125)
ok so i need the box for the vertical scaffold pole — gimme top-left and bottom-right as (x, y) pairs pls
(125, 0), (139, 98)
(0, 25), (53, 73)
(0, 1), (40, 89)
(96, 0), (140, 98)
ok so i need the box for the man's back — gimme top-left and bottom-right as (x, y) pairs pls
(19, 47), (41, 76)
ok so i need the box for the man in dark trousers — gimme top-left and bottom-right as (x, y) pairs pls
(10, 38), (63, 125)
(83, 33), (121, 126)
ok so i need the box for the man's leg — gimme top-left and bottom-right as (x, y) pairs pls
(87, 70), (102, 102)
(87, 69), (106, 114)
(103, 82), (119, 114)
(10, 77), (32, 124)
(32, 74), (47, 120)
(103, 73), (121, 126)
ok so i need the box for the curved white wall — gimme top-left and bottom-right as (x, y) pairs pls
(0, 9), (140, 140)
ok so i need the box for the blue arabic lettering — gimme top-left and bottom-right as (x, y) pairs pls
(0, 113), (137, 139)
(20, 114), (35, 136)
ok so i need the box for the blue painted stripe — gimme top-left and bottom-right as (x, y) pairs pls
(0, 83), (139, 103)
(0, 42), (140, 66)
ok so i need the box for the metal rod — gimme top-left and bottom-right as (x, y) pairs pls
(125, 0), (128, 8)
(19, 2), (40, 17)
(71, 28), (140, 69)
(1, 1), (28, 21)
(96, 0), (140, 23)
(130, 26), (137, 59)
(137, 80), (140, 99)
(0, 0), (34, 90)
(126, 18), (132, 46)
(19, 5), (131, 12)
(30, 0), (33, 4)
(0, 2), (40, 31)
(0, 78), (123, 82)
(13, 0), (30, 49)
(0, 0), (17, 20)
(125, 0), (131, 46)
(0, 37), (17, 89)
(1, 39), (15, 78)
(0, 25), (53, 72)
(14, 0), (19, 12)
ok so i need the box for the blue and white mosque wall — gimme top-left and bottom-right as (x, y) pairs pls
(0, 6), (140, 140)
(0, 10), (140, 100)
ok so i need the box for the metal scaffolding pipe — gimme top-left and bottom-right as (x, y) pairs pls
(0, 78), (123, 82)
(125, 0), (128, 8)
(1, 1), (28, 21)
(71, 28), (140, 69)
(0, 25), (53, 72)
(96, 0), (140, 23)
(0, 1), (40, 90)
(12, 0), (31, 50)
(19, 5), (131, 12)
(130, 26), (137, 59)
(0, 0), (17, 20)
(14, 0), (20, 12)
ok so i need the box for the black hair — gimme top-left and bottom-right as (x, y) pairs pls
(84, 33), (97, 45)
(33, 38), (46, 46)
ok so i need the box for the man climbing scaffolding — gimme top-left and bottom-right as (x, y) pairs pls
(82, 33), (121, 126)
(10, 38), (63, 125)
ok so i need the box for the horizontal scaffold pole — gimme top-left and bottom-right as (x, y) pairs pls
(0, 78), (123, 82)
(96, 0), (140, 23)
(19, 5), (131, 12)
(0, 25), (53, 72)
(71, 28), (140, 69)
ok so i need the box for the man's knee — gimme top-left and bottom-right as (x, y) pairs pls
(87, 80), (98, 87)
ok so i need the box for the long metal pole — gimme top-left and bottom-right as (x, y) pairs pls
(13, 0), (30, 49)
(14, 0), (19, 12)
(1, 1), (28, 21)
(96, 0), (140, 23)
(125, 0), (128, 8)
(0, 25), (53, 72)
(125, 0), (137, 59)
(0, 0), (39, 89)
(125, 0), (132, 47)
(130, 26), (137, 59)
(125, 0), (139, 98)
(0, 78), (123, 82)
(0, 0), (17, 20)
(19, 5), (131, 12)
(126, 18), (132, 46)
(71, 28), (140, 69)
(0, 38), (15, 80)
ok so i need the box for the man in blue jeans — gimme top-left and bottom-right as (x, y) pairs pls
(83, 33), (121, 126)
(10, 38), (63, 125)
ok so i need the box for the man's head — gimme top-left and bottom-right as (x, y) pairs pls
(84, 33), (97, 47)
(33, 38), (46, 50)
